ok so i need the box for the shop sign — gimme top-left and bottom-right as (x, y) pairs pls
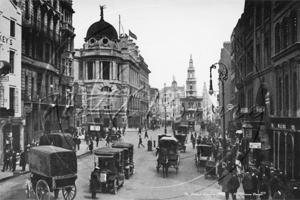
(249, 142), (261, 149)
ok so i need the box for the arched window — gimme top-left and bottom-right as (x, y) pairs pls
(282, 18), (289, 49)
(290, 11), (297, 44)
(275, 23), (281, 53)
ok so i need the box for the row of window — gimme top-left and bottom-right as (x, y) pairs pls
(0, 86), (18, 113)
(277, 72), (298, 116)
(80, 61), (121, 81)
(275, 11), (297, 53)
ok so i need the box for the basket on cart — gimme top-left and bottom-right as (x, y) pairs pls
(205, 160), (216, 179)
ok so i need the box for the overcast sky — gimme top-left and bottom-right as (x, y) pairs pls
(72, 0), (245, 96)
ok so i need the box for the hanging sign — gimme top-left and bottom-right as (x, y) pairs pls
(249, 142), (261, 149)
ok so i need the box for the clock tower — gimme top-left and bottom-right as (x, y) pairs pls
(186, 55), (197, 97)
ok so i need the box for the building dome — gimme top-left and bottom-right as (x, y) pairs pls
(85, 6), (118, 42)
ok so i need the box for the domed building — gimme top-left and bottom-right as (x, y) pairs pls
(73, 6), (151, 134)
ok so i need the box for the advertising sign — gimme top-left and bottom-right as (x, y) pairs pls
(249, 142), (261, 149)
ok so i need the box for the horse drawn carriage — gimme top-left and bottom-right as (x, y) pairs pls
(26, 145), (77, 200)
(195, 144), (215, 173)
(90, 147), (125, 194)
(156, 136), (180, 178)
(111, 143), (134, 179)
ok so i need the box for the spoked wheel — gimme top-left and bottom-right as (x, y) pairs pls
(112, 179), (118, 195)
(54, 189), (59, 199)
(36, 180), (50, 200)
(62, 184), (77, 200)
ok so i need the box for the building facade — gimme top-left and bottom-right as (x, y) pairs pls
(231, 0), (300, 182)
(159, 78), (185, 126)
(0, 0), (23, 163)
(18, 0), (75, 145)
(217, 42), (233, 138)
(73, 6), (151, 132)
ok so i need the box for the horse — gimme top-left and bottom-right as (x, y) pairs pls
(157, 148), (169, 178)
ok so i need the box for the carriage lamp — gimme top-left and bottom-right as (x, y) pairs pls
(209, 63), (228, 162)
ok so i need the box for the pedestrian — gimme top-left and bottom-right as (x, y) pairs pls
(144, 129), (149, 139)
(122, 126), (125, 136)
(242, 170), (253, 200)
(76, 137), (81, 150)
(259, 174), (270, 200)
(192, 136), (196, 149)
(19, 150), (27, 171)
(270, 171), (281, 197)
(73, 133), (78, 145)
(11, 149), (17, 172)
(273, 186), (285, 200)
(95, 135), (99, 147)
(228, 171), (240, 200)
(89, 139), (94, 153)
(105, 133), (110, 146)
(218, 168), (232, 200)
(138, 134), (145, 148)
(2, 150), (10, 172)
(90, 167), (100, 199)
(138, 126), (142, 135)
(251, 167), (260, 199)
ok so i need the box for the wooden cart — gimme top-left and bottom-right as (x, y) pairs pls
(27, 145), (77, 200)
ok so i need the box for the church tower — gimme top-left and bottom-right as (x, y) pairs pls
(186, 55), (197, 97)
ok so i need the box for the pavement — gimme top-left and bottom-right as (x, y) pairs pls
(0, 139), (105, 183)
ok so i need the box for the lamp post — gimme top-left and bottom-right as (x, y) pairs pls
(162, 84), (168, 134)
(209, 62), (228, 161)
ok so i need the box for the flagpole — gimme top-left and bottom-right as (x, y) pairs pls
(119, 15), (121, 37)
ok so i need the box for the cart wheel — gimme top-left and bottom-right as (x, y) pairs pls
(112, 179), (118, 195)
(54, 189), (59, 199)
(62, 184), (77, 200)
(36, 180), (50, 200)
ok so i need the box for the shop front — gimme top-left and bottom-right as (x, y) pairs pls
(269, 117), (300, 182)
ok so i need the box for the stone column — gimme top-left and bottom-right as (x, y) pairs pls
(96, 60), (100, 79)
(110, 62), (113, 80)
(100, 62), (103, 79)
(277, 131), (280, 169)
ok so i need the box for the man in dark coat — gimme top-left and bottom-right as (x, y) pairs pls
(95, 135), (99, 147)
(76, 137), (81, 150)
(2, 150), (10, 172)
(138, 135), (145, 148)
(90, 167), (100, 199)
(11, 149), (17, 172)
(89, 139), (94, 153)
(19, 150), (26, 171)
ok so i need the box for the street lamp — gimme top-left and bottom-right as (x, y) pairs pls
(209, 62), (228, 161)
(162, 84), (169, 134)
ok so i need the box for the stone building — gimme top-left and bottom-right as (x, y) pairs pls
(0, 0), (22, 163)
(18, 0), (75, 143)
(180, 55), (203, 129)
(159, 78), (185, 126)
(73, 6), (151, 132)
(231, 0), (300, 181)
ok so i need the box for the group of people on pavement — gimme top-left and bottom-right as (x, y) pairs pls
(2, 146), (28, 173)
(213, 131), (300, 200)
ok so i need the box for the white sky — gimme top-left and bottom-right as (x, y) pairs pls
(72, 0), (245, 96)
